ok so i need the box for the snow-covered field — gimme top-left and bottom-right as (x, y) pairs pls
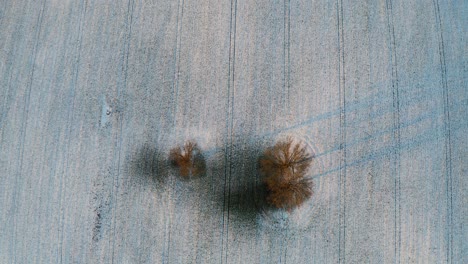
(0, 0), (465, 263)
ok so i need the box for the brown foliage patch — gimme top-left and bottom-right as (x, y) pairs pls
(169, 141), (206, 178)
(260, 137), (313, 210)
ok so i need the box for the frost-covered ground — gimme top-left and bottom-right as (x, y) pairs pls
(0, 0), (466, 263)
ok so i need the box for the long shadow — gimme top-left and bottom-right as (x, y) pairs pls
(207, 136), (288, 236)
(128, 143), (169, 189)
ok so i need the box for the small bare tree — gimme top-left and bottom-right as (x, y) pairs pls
(169, 141), (205, 178)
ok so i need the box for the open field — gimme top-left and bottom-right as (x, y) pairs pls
(0, 0), (466, 263)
